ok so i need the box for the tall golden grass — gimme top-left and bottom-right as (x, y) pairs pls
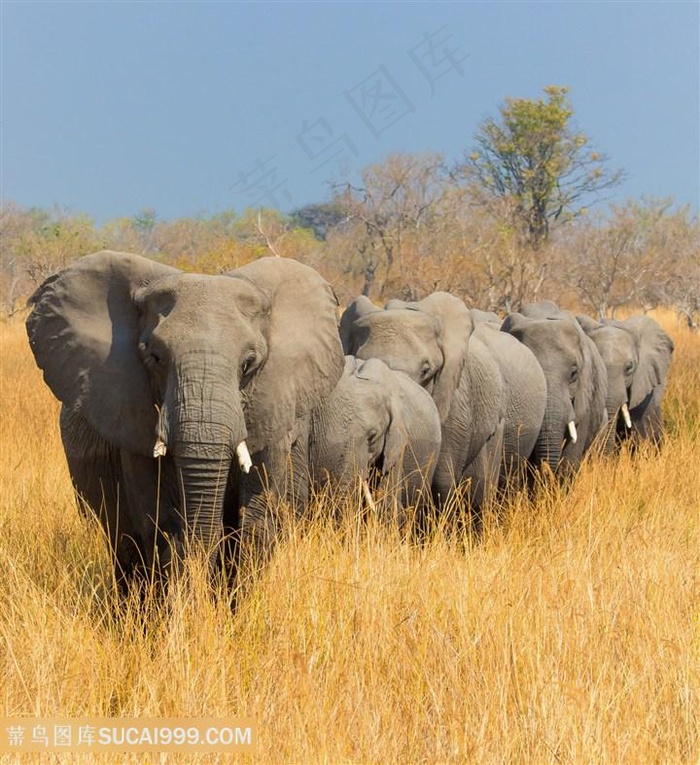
(1, 312), (698, 764)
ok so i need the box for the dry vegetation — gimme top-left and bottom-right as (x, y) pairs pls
(1, 312), (698, 764)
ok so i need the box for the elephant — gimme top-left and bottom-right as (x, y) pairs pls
(469, 320), (547, 486)
(501, 302), (609, 475)
(340, 293), (506, 514)
(469, 308), (502, 326)
(309, 356), (442, 529)
(576, 313), (674, 446)
(347, 298), (547, 497)
(442, 305), (548, 485)
(26, 250), (345, 590)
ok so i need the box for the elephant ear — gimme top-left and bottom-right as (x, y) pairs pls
(411, 292), (473, 422)
(25, 250), (180, 456)
(229, 257), (345, 447)
(353, 355), (385, 382)
(385, 367), (441, 480)
(384, 298), (410, 311)
(580, 328), (610, 441)
(354, 358), (406, 474)
(382, 411), (407, 475)
(500, 311), (528, 336)
(339, 295), (381, 354)
(624, 315), (674, 408)
(470, 308), (501, 326)
(576, 314), (603, 334)
(521, 300), (561, 319)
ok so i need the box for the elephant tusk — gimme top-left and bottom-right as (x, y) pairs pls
(235, 440), (253, 474)
(567, 420), (578, 444)
(361, 478), (377, 514)
(621, 402), (632, 429)
(153, 438), (167, 458)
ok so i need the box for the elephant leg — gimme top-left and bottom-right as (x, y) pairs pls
(219, 468), (242, 583)
(118, 451), (183, 585)
(288, 417), (311, 512)
(60, 408), (143, 593)
(239, 471), (277, 565)
(486, 420), (505, 504)
(238, 434), (301, 581)
(388, 452), (433, 536)
(431, 450), (461, 514)
(461, 420), (505, 526)
(501, 418), (541, 491)
(631, 390), (664, 446)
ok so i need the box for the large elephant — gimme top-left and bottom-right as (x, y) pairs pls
(26, 251), (345, 588)
(502, 302), (609, 474)
(576, 314), (674, 446)
(470, 321), (547, 486)
(310, 355), (441, 529)
(432, 303), (548, 483)
(340, 293), (505, 512)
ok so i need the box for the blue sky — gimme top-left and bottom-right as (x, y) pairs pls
(2, 1), (698, 222)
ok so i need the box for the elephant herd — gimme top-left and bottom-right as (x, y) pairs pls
(25, 252), (674, 591)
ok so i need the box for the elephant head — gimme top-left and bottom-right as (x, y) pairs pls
(577, 313), (674, 445)
(26, 251), (344, 576)
(501, 307), (608, 474)
(310, 356), (441, 521)
(469, 308), (502, 326)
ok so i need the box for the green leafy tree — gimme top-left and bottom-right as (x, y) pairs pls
(460, 85), (625, 248)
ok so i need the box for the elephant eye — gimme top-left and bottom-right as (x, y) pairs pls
(419, 360), (434, 383)
(569, 365), (579, 383)
(624, 361), (635, 375)
(240, 352), (258, 382)
(139, 340), (163, 366)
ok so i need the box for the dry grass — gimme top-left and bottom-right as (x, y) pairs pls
(1, 311), (698, 764)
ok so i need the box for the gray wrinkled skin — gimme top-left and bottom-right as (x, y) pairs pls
(577, 313), (674, 447)
(26, 251), (345, 589)
(502, 302), (609, 475)
(341, 292), (506, 514)
(310, 355), (442, 530)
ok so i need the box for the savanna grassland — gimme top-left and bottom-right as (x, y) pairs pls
(1, 313), (698, 764)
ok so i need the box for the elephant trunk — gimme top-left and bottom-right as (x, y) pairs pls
(174, 454), (232, 557)
(533, 425), (563, 475)
(166, 367), (249, 560)
(533, 401), (573, 475)
(605, 384), (632, 444)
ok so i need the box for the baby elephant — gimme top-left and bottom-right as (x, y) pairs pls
(310, 356), (441, 530)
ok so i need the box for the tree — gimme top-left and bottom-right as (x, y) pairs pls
(0, 203), (103, 314)
(331, 152), (449, 299)
(231, 208), (319, 262)
(426, 186), (552, 312)
(459, 86), (625, 249)
(132, 207), (159, 253)
(557, 197), (699, 319)
(290, 200), (349, 241)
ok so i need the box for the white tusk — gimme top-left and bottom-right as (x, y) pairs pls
(567, 420), (578, 444)
(621, 402), (632, 429)
(235, 440), (253, 474)
(361, 478), (377, 514)
(153, 438), (167, 458)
